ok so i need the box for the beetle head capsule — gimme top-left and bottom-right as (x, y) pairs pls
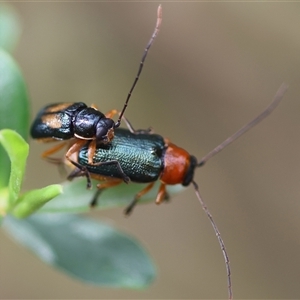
(96, 118), (115, 144)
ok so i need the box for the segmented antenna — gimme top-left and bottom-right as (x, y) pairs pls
(192, 181), (232, 299)
(198, 83), (288, 167)
(194, 83), (288, 299)
(115, 5), (163, 128)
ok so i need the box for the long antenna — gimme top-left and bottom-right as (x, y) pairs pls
(198, 83), (288, 167)
(192, 181), (232, 299)
(115, 5), (163, 128)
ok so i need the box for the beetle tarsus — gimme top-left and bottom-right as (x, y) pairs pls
(124, 198), (138, 216)
(90, 189), (103, 207)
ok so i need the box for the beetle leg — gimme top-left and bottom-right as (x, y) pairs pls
(90, 178), (123, 207)
(90, 189), (102, 207)
(87, 140), (97, 164)
(42, 141), (79, 177)
(163, 190), (170, 202)
(104, 109), (153, 134)
(91, 104), (118, 118)
(65, 139), (92, 188)
(67, 160), (92, 189)
(67, 166), (86, 180)
(90, 103), (100, 110)
(155, 183), (167, 205)
(105, 108), (153, 134)
(124, 182), (155, 215)
(105, 109), (118, 119)
(41, 141), (68, 164)
(65, 139), (87, 166)
(122, 116), (154, 134)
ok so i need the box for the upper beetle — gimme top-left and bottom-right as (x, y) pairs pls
(31, 102), (116, 144)
(30, 5), (163, 174)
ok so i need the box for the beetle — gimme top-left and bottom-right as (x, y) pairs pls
(30, 5), (162, 181)
(67, 83), (288, 300)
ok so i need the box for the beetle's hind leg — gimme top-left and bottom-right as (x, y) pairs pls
(67, 162), (92, 189)
(124, 182), (155, 215)
(125, 182), (170, 215)
(65, 139), (94, 188)
(90, 178), (123, 207)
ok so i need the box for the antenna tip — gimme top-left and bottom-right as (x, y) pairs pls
(273, 82), (289, 103)
(278, 82), (288, 94)
(157, 4), (162, 17)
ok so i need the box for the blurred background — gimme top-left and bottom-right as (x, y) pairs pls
(1, 2), (300, 299)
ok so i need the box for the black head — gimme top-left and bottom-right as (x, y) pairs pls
(95, 118), (115, 145)
(182, 155), (198, 186)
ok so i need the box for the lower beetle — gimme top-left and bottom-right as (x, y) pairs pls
(68, 83), (288, 300)
(30, 5), (162, 176)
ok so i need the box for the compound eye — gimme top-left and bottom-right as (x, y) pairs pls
(95, 118), (115, 144)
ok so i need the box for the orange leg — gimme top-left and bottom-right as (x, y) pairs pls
(41, 142), (70, 178)
(124, 182), (155, 215)
(90, 103), (99, 110)
(90, 178), (123, 207)
(105, 109), (118, 119)
(90, 106), (152, 134)
(65, 139), (87, 164)
(90, 104), (118, 119)
(155, 183), (167, 205)
(98, 107), (153, 134)
(125, 182), (169, 214)
(41, 141), (79, 177)
(87, 139), (97, 164)
(65, 139), (92, 188)
(41, 141), (69, 164)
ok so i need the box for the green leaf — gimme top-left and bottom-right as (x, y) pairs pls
(0, 216), (3, 226)
(3, 214), (156, 288)
(0, 3), (21, 52)
(0, 50), (30, 188)
(12, 184), (63, 218)
(0, 130), (62, 217)
(0, 187), (8, 217)
(40, 177), (184, 213)
(0, 129), (29, 209)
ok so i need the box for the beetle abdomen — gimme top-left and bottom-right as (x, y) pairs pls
(30, 102), (87, 140)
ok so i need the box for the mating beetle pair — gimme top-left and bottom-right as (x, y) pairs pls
(30, 5), (288, 299)
(67, 82), (287, 218)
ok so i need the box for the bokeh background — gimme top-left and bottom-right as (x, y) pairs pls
(1, 2), (300, 299)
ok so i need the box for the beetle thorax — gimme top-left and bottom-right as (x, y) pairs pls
(160, 142), (194, 185)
